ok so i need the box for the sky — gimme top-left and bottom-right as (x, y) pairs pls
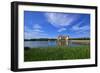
(24, 11), (90, 39)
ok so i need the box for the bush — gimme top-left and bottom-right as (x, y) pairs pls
(24, 47), (30, 50)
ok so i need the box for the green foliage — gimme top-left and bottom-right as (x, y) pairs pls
(24, 38), (57, 41)
(24, 37), (90, 41)
(69, 38), (90, 40)
(24, 45), (90, 62)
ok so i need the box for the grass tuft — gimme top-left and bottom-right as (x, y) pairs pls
(24, 45), (90, 62)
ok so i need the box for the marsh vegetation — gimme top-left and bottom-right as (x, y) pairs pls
(24, 39), (90, 62)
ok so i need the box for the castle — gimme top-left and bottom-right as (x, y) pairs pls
(57, 35), (69, 41)
(57, 35), (69, 46)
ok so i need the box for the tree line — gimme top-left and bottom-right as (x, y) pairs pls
(24, 38), (57, 41)
(24, 37), (90, 41)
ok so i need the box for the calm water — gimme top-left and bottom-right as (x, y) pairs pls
(24, 40), (88, 48)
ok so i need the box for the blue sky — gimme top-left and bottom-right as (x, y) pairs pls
(24, 11), (90, 39)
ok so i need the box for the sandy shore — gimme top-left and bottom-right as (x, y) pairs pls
(70, 40), (90, 45)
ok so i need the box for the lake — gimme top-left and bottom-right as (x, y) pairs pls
(24, 40), (89, 48)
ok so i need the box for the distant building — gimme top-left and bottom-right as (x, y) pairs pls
(57, 35), (69, 46)
(57, 35), (69, 41)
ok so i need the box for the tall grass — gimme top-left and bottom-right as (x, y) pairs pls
(24, 45), (90, 62)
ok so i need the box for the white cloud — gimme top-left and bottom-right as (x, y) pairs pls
(72, 25), (90, 31)
(24, 24), (48, 39)
(24, 32), (48, 39)
(70, 17), (90, 34)
(58, 28), (66, 32)
(45, 12), (79, 28)
(25, 30), (48, 39)
(72, 20), (90, 31)
(32, 24), (43, 33)
(72, 23), (90, 34)
(33, 29), (44, 33)
(25, 24), (43, 33)
(33, 24), (41, 29)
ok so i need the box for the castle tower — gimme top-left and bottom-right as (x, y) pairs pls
(57, 35), (69, 41)
(57, 35), (69, 46)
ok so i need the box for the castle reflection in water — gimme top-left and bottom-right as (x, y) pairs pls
(57, 35), (69, 46)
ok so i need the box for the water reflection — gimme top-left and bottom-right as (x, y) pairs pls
(24, 40), (89, 48)
(57, 40), (69, 46)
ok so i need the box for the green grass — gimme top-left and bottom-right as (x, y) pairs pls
(24, 45), (90, 62)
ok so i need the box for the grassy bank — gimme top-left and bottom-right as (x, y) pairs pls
(24, 45), (90, 62)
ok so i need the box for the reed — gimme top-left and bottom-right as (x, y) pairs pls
(24, 45), (90, 62)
